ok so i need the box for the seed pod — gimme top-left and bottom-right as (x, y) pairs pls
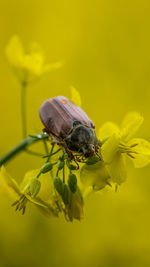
(62, 184), (70, 205)
(40, 162), (53, 173)
(29, 178), (41, 197)
(53, 176), (64, 196)
(57, 160), (64, 170)
(68, 173), (77, 193)
(67, 161), (77, 170)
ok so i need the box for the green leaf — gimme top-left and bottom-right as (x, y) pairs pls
(127, 138), (150, 168)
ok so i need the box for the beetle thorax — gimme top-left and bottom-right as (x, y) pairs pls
(65, 123), (98, 157)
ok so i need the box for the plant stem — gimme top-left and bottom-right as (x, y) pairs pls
(25, 149), (44, 157)
(0, 133), (48, 167)
(42, 148), (61, 158)
(63, 165), (65, 183)
(21, 82), (27, 138)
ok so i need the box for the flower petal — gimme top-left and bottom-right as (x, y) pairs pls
(5, 35), (24, 67)
(0, 166), (21, 197)
(102, 133), (120, 163)
(80, 161), (110, 191)
(107, 152), (127, 185)
(43, 61), (63, 74)
(98, 122), (120, 141)
(70, 86), (82, 107)
(121, 112), (144, 142)
(127, 138), (150, 168)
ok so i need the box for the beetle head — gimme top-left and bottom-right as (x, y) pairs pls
(65, 123), (98, 157)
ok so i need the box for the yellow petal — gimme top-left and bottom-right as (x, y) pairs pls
(98, 122), (120, 142)
(0, 166), (21, 197)
(70, 86), (82, 107)
(5, 35), (24, 67)
(107, 152), (127, 185)
(43, 61), (64, 73)
(102, 133), (120, 163)
(121, 112), (144, 142)
(127, 138), (150, 168)
(80, 161), (110, 191)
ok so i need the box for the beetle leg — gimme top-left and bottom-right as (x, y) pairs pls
(64, 145), (74, 160)
(64, 145), (80, 169)
(73, 158), (79, 169)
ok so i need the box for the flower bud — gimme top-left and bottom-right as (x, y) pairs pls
(62, 184), (70, 205)
(67, 161), (77, 170)
(65, 187), (84, 221)
(86, 155), (99, 165)
(29, 178), (41, 197)
(58, 154), (64, 161)
(53, 176), (63, 196)
(57, 160), (64, 170)
(40, 162), (53, 173)
(68, 173), (77, 193)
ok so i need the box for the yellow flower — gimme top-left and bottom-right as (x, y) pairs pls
(0, 166), (60, 216)
(99, 112), (150, 185)
(5, 35), (63, 83)
(80, 161), (110, 191)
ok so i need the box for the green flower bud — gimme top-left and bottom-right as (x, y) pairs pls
(58, 154), (64, 161)
(62, 184), (70, 205)
(40, 162), (53, 173)
(67, 161), (77, 170)
(53, 176), (63, 196)
(29, 178), (41, 197)
(57, 160), (64, 170)
(68, 173), (77, 193)
(86, 155), (99, 165)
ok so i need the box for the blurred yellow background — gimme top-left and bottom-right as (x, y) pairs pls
(0, 0), (150, 266)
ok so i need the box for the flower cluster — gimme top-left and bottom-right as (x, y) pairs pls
(81, 112), (150, 192)
(0, 36), (150, 222)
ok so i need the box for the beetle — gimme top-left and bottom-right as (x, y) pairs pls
(39, 96), (98, 159)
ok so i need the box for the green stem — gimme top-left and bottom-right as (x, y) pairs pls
(63, 165), (65, 183)
(21, 82), (27, 138)
(25, 149), (44, 157)
(43, 139), (49, 155)
(43, 142), (55, 178)
(56, 169), (59, 177)
(42, 148), (61, 158)
(36, 172), (42, 179)
(0, 133), (48, 167)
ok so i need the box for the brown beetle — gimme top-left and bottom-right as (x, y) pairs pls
(39, 96), (98, 158)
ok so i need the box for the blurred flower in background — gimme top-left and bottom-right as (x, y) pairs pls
(5, 35), (63, 84)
